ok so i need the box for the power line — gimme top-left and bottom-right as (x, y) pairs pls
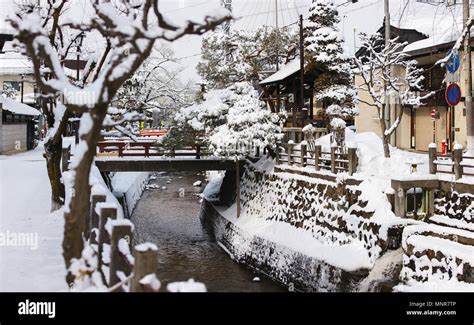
(236, 3), (309, 21)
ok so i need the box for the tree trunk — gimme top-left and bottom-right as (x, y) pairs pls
(382, 135), (391, 158)
(44, 138), (65, 211)
(63, 107), (107, 285)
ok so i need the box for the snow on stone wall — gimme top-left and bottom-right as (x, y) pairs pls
(239, 167), (405, 266)
(400, 224), (474, 285)
(111, 172), (149, 217)
(432, 190), (474, 231)
(200, 199), (368, 292)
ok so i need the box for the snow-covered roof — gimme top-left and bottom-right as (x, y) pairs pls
(398, 3), (466, 54)
(0, 51), (34, 76)
(260, 60), (300, 85)
(0, 96), (40, 116)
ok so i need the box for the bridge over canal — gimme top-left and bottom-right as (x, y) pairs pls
(94, 138), (245, 173)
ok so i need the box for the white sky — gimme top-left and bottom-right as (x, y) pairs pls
(0, 0), (471, 83)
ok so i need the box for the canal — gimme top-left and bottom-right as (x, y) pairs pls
(131, 171), (285, 292)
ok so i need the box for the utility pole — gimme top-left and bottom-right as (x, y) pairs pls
(464, 0), (474, 153)
(275, 0), (280, 71)
(299, 15), (306, 126)
(384, 0), (394, 146)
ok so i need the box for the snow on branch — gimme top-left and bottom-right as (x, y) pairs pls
(436, 15), (473, 67)
(9, 1), (233, 113)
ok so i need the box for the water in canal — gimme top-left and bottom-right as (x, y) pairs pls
(131, 171), (285, 292)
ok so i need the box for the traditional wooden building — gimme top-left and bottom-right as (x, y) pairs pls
(260, 59), (319, 128)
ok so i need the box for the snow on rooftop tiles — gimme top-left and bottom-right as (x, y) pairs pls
(259, 59), (300, 85)
(0, 51), (33, 76)
(0, 95), (40, 116)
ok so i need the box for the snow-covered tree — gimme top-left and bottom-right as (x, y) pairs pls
(174, 82), (283, 159)
(354, 33), (432, 158)
(10, 0), (231, 283)
(305, 0), (357, 122)
(113, 48), (194, 129)
(197, 26), (298, 89)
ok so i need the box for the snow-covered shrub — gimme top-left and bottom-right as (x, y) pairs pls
(174, 82), (283, 159)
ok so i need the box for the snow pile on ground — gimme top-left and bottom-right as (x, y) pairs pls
(315, 129), (429, 180)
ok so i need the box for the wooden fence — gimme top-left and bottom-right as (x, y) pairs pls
(428, 146), (474, 179)
(275, 143), (358, 175)
(282, 127), (328, 144)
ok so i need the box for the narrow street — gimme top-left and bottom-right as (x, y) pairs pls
(131, 171), (285, 292)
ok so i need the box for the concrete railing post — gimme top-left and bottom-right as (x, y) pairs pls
(109, 224), (133, 290)
(330, 146), (337, 174)
(348, 147), (357, 176)
(62, 145), (71, 173)
(130, 243), (158, 293)
(392, 180), (406, 218)
(314, 145), (321, 171)
(428, 144), (437, 175)
(288, 143), (294, 166)
(453, 147), (463, 180)
(89, 194), (106, 243)
(300, 144), (307, 167)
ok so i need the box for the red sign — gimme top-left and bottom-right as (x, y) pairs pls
(430, 108), (436, 120)
(445, 83), (462, 106)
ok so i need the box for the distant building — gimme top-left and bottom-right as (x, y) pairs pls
(355, 23), (471, 152)
(0, 32), (41, 155)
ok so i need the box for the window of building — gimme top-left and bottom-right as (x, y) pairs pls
(3, 81), (21, 92)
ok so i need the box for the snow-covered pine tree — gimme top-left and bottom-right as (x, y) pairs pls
(305, 0), (357, 146)
(173, 82), (283, 159)
(197, 27), (298, 89)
